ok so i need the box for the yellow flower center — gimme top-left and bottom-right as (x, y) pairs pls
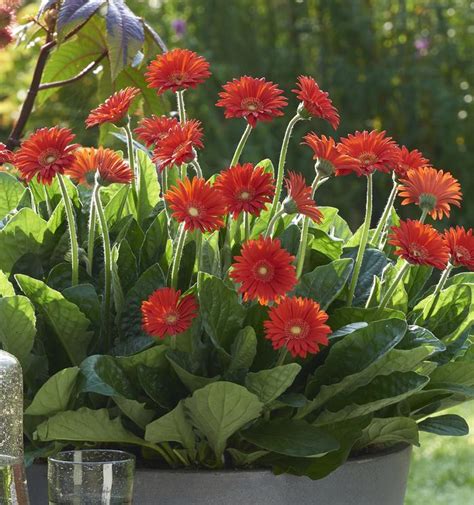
(165, 312), (178, 324)
(241, 98), (262, 112)
(253, 260), (274, 282)
(188, 206), (200, 217)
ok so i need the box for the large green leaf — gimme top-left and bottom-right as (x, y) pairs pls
(242, 419), (339, 457)
(184, 381), (263, 459)
(197, 273), (246, 351)
(200, 232), (221, 277)
(0, 270), (15, 297)
(62, 284), (101, 330)
(105, 186), (136, 228)
(315, 206), (352, 242)
(140, 211), (167, 271)
(16, 275), (92, 365)
(329, 306), (405, 330)
(308, 228), (343, 261)
(25, 367), (79, 417)
(0, 295), (36, 365)
(114, 397), (155, 429)
(168, 355), (220, 393)
(355, 417), (420, 449)
(294, 258), (353, 310)
(246, 364), (301, 404)
(0, 173), (25, 220)
(228, 327), (257, 373)
(418, 414), (469, 436)
(135, 150), (160, 226)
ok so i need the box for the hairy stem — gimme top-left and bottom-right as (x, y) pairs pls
(171, 224), (187, 289)
(379, 261), (411, 310)
(373, 173), (398, 249)
(230, 123), (252, 167)
(58, 175), (79, 286)
(87, 200), (97, 277)
(264, 209), (286, 238)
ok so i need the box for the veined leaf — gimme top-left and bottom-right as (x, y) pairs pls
(0, 173), (25, 221)
(246, 364), (301, 404)
(355, 417), (419, 449)
(0, 270), (15, 297)
(57, 0), (105, 36)
(114, 397), (155, 429)
(228, 327), (257, 373)
(418, 414), (469, 436)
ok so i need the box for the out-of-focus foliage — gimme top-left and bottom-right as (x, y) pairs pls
(1, 0), (473, 226)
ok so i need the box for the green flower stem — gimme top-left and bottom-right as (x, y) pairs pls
(295, 173), (322, 278)
(419, 208), (428, 223)
(275, 348), (288, 367)
(58, 174), (79, 286)
(123, 122), (137, 189)
(28, 187), (37, 213)
(243, 212), (250, 242)
(115, 184), (130, 223)
(230, 123), (252, 167)
(268, 113), (302, 221)
(190, 158), (203, 178)
(93, 182), (112, 349)
(432, 262), (454, 298)
(195, 231), (203, 272)
(86, 200), (96, 277)
(379, 261), (411, 310)
(221, 217), (233, 273)
(171, 223), (187, 289)
(347, 173), (374, 306)
(264, 208), (286, 238)
(43, 186), (52, 218)
(176, 90), (186, 122)
(373, 173), (398, 249)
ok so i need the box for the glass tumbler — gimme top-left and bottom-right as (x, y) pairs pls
(47, 450), (135, 505)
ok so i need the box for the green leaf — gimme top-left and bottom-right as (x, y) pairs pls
(418, 414), (469, 436)
(16, 275), (92, 365)
(62, 284), (101, 330)
(105, 186), (136, 228)
(227, 448), (269, 466)
(25, 367), (79, 417)
(308, 228), (343, 261)
(116, 344), (167, 374)
(242, 419), (339, 457)
(114, 397), (155, 429)
(279, 225), (301, 256)
(79, 355), (137, 398)
(0, 173), (25, 220)
(0, 270), (15, 297)
(246, 364), (301, 404)
(295, 258), (353, 310)
(228, 327), (257, 373)
(329, 306), (405, 330)
(135, 150), (160, 225)
(355, 417), (420, 449)
(197, 273), (246, 351)
(184, 382), (263, 459)
(255, 158), (274, 176)
(140, 211), (167, 271)
(315, 207), (352, 242)
(115, 239), (138, 294)
(0, 295), (36, 365)
(145, 402), (195, 452)
(200, 232), (221, 277)
(168, 355), (220, 393)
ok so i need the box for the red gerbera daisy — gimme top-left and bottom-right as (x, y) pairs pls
(444, 226), (474, 270)
(66, 147), (133, 187)
(0, 142), (13, 164)
(214, 163), (275, 219)
(398, 167), (462, 220)
(134, 115), (179, 147)
(85, 87), (140, 128)
(216, 76), (287, 127)
(141, 287), (198, 339)
(264, 296), (331, 359)
(302, 133), (360, 177)
(394, 145), (430, 178)
(229, 236), (297, 305)
(292, 76), (340, 129)
(152, 119), (204, 171)
(283, 171), (323, 223)
(338, 130), (399, 176)
(165, 176), (226, 232)
(146, 48), (211, 94)
(388, 219), (449, 269)
(14, 127), (79, 185)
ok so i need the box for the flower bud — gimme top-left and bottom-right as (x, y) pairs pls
(418, 193), (437, 213)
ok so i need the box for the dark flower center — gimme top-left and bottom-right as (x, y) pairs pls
(241, 97), (262, 112)
(39, 148), (60, 166)
(408, 242), (428, 260)
(252, 260), (275, 282)
(284, 319), (310, 340)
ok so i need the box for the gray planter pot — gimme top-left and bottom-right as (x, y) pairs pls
(27, 444), (412, 505)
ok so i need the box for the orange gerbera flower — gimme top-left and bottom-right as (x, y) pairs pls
(14, 127), (79, 185)
(216, 76), (287, 127)
(230, 236), (297, 305)
(264, 296), (331, 358)
(0, 142), (13, 164)
(165, 176), (226, 232)
(292, 76), (340, 129)
(214, 163), (275, 219)
(66, 147), (133, 187)
(141, 287), (198, 339)
(134, 115), (179, 147)
(152, 119), (203, 171)
(145, 48), (211, 94)
(398, 167), (462, 220)
(85, 87), (140, 128)
(388, 219), (449, 269)
(444, 226), (474, 270)
(338, 130), (399, 176)
(302, 133), (359, 177)
(283, 171), (323, 223)
(394, 145), (430, 178)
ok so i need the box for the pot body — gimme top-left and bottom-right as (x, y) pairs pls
(27, 445), (412, 505)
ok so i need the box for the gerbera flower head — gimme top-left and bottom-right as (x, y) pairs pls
(292, 76), (340, 129)
(283, 171), (323, 223)
(134, 115), (179, 147)
(398, 166), (462, 220)
(85, 87), (140, 128)
(14, 127), (79, 185)
(338, 130), (399, 176)
(388, 219), (449, 269)
(146, 48), (211, 94)
(229, 236), (297, 305)
(394, 145), (430, 178)
(152, 119), (203, 171)
(214, 163), (275, 219)
(0, 142), (13, 165)
(141, 287), (198, 339)
(444, 226), (474, 270)
(264, 296), (331, 358)
(66, 147), (133, 187)
(165, 176), (226, 232)
(216, 76), (288, 127)
(302, 133), (360, 177)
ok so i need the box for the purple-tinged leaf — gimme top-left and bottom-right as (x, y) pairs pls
(143, 21), (167, 53)
(57, 0), (105, 36)
(37, 0), (57, 17)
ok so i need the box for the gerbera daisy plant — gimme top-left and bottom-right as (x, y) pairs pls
(2, 47), (473, 484)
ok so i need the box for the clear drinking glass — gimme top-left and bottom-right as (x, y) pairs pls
(47, 450), (135, 505)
